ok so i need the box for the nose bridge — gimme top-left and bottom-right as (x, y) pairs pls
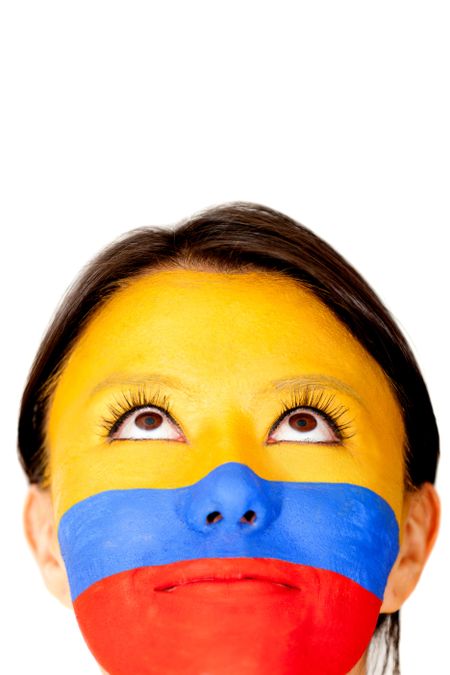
(183, 462), (280, 534)
(195, 403), (260, 466)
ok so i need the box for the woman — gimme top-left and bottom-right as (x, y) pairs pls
(18, 202), (440, 674)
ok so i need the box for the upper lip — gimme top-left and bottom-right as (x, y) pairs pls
(153, 558), (301, 592)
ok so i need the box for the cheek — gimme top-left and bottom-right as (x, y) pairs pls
(58, 465), (399, 675)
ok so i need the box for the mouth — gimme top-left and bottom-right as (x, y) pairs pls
(153, 558), (301, 593)
(155, 576), (299, 593)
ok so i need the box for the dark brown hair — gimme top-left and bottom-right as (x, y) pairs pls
(17, 201), (439, 674)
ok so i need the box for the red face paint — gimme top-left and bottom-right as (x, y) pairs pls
(74, 558), (381, 675)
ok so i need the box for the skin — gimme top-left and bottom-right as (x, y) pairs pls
(23, 268), (440, 674)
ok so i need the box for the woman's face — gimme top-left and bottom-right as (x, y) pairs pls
(46, 269), (406, 675)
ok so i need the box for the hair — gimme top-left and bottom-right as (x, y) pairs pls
(18, 201), (439, 674)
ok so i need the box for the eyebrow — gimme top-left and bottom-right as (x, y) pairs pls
(89, 373), (191, 398)
(266, 374), (364, 406)
(90, 372), (363, 406)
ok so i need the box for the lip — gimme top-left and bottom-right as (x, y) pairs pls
(153, 558), (302, 593)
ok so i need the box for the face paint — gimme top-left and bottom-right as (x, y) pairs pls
(47, 269), (406, 675)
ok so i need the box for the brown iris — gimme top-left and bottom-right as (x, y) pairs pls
(135, 411), (163, 430)
(289, 411), (317, 432)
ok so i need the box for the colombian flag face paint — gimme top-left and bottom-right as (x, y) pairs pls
(46, 270), (406, 675)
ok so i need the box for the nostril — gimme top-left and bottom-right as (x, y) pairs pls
(206, 510), (223, 525)
(240, 509), (257, 524)
(205, 510), (258, 526)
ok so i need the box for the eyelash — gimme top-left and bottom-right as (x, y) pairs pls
(272, 386), (354, 443)
(99, 386), (175, 438)
(98, 384), (354, 442)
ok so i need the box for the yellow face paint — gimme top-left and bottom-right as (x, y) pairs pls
(46, 268), (406, 531)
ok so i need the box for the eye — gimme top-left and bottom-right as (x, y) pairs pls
(110, 406), (185, 441)
(268, 408), (340, 444)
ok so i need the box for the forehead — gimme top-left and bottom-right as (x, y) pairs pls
(52, 268), (392, 397)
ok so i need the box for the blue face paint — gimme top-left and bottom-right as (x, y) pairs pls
(59, 462), (398, 602)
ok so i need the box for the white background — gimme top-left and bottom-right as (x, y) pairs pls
(1, 2), (448, 673)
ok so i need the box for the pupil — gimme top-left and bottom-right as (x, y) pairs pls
(289, 412), (317, 432)
(135, 411), (162, 430)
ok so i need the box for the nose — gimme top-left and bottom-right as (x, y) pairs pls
(182, 462), (280, 534)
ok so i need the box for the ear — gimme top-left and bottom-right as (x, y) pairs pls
(380, 481), (441, 613)
(23, 484), (72, 609)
